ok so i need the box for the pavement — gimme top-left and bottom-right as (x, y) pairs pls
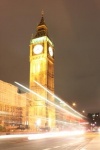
(84, 133), (100, 150)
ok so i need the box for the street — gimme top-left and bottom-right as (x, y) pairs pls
(0, 132), (100, 150)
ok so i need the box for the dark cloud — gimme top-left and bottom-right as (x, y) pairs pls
(0, 0), (100, 113)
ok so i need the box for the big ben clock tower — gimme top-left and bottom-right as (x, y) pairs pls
(29, 12), (55, 130)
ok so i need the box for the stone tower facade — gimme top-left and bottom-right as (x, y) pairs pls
(29, 13), (55, 130)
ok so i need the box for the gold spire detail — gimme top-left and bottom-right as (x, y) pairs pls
(41, 10), (44, 16)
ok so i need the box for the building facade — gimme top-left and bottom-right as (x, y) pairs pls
(0, 80), (27, 130)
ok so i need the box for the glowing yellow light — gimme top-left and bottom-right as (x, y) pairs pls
(72, 103), (76, 106)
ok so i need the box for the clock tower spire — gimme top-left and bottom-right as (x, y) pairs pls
(34, 11), (49, 38)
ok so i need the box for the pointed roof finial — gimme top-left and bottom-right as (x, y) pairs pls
(34, 10), (49, 38)
(38, 10), (45, 26)
(41, 10), (44, 16)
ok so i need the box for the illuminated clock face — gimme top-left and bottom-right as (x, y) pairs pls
(49, 46), (53, 56)
(33, 45), (43, 54)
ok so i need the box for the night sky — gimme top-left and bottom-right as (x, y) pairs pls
(0, 0), (100, 113)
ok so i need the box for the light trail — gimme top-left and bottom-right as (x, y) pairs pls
(28, 115), (79, 125)
(34, 80), (85, 118)
(28, 130), (85, 140)
(0, 134), (31, 139)
(0, 130), (85, 140)
(15, 81), (84, 119)
(0, 86), (82, 125)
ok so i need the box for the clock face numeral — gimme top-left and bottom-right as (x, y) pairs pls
(49, 46), (53, 56)
(33, 45), (43, 54)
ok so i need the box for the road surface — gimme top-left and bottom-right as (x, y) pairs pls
(0, 132), (100, 150)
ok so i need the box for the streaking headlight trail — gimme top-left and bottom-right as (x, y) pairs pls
(28, 130), (85, 140)
(14, 81), (85, 119)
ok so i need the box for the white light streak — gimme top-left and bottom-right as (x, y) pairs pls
(0, 130), (85, 140)
(15, 82), (84, 119)
(28, 130), (85, 140)
(0, 134), (30, 139)
(34, 81), (85, 118)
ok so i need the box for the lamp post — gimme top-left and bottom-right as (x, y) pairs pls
(82, 110), (85, 114)
(72, 102), (76, 107)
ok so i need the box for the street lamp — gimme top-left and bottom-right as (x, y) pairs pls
(82, 110), (85, 113)
(72, 102), (76, 107)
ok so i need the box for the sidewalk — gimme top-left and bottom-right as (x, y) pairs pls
(85, 134), (100, 150)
